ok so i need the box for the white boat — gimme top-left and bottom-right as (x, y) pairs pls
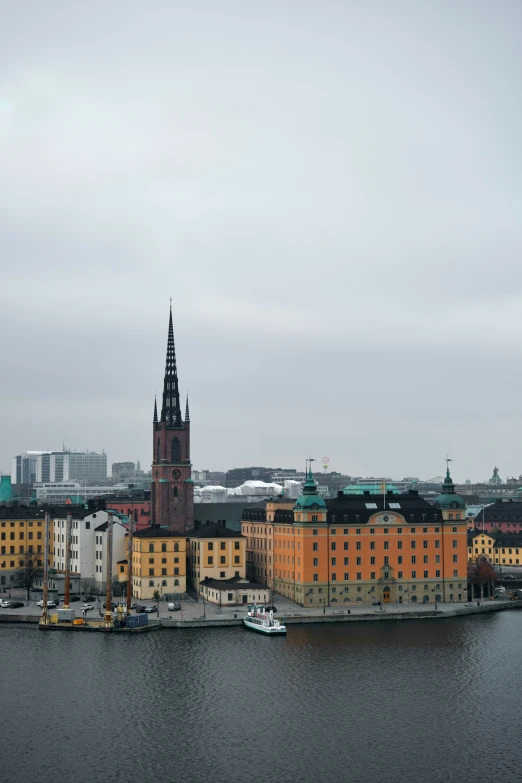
(243, 605), (286, 635)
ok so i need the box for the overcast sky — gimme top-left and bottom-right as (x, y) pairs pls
(1, 1), (521, 483)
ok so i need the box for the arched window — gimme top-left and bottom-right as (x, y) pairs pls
(173, 487), (178, 498)
(134, 510), (138, 522)
(161, 543), (166, 552)
(0, 576), (5, 585)
(174, 579), (179, 586)
(149, 580), (154, 587)
(174, 543), (179, 552)
(162, 580), (167, 587)
(156, 438), (161, 463)
(149, 543), (154, 553)
(171, 437), (181, 463)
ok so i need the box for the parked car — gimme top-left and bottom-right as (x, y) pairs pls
(37, 600), (57, 608)
(130, 602), (139, 609)
(265, 605), (277, 612)
(7, 601), (25, 609)
(82, 603), (94, 611)
(0, 600), (12, 608)
(70, 595), (81, 602)
(168, 602), (181, 611)
(103, 602), (118, 610)
(135, 605), (146, 613)
(143, 605), (158, 613)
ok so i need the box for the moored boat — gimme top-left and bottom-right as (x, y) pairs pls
(243, 605), (286, 635)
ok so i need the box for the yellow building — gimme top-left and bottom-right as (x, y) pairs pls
(468, 530), (522, 565)
(0, 507), (50, 589)
(132, 525), (186, 600)
(188, 522), (246, 599)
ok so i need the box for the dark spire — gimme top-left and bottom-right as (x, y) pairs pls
(153, 395), (158, 424)
(160, 303), (182, 426)
(185, 393), (190, 423)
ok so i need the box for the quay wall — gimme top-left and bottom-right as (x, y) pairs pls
(1, 601), (521, 631)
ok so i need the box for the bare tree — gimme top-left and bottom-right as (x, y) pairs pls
(468, 557), (496, 599)
(14, 551), (43, 599)
(79, 577), (95, 599)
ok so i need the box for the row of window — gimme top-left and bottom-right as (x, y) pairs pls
(1, 545), (42, 555)
(146, 568), (181, 576)
(206, 542), (241, 551)
(1, 559), (43, 568)
(137, 543), (181, 553)
(207, 556), (241, 565)
(308, 570), (461, 581)
(1, 531), (43, 540)
(0, 521), (43, 527)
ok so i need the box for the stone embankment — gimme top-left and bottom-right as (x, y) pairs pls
(1, 600), (521, 631)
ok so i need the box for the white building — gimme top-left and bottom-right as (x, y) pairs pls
(283, 480), (303, 499)
(52, 510), (127, 585)
(36, 482), (130, 502)
(195, 485), (228, 503)
(228, 481), (283, 498)
(53, 511), (98, 578)
(94, 518), (128, 590)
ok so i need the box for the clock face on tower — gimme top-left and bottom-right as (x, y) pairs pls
(172, 469), (181, 479)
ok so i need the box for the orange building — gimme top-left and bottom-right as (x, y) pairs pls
(242, 469), (468, 607)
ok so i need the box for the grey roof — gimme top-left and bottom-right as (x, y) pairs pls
(0, 505), (90, 520)
(188, 522), (244, 539)
(199, 576), (265, 591)
(134, 526), (181, 538)
(194, 502), (264, 532)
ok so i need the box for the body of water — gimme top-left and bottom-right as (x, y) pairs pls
(2, 613), (522, 783)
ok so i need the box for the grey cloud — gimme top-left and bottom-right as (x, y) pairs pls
(1, 1), (521, 481)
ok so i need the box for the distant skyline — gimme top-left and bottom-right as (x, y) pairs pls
(2, 2), (522, 481)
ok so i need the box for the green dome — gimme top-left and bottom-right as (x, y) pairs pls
(434, 468), (465, 510)
(294, 470), (326, 511)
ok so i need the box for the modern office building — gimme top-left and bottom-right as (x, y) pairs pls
(11, 450), (107, 486)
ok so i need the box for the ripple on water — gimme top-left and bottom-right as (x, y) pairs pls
(1, 613), (522, 783)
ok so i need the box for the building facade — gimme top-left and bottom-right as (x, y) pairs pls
(11, 450), (107, 487)
(200, 576), (270, 606)
(467, 499), (522, 534)
(0, 507), (49, 587)
(93, 519), (128, 590)
(188, 522), (246, 596)
(468, 530), (522, 566)
(151, 307), (194, 532)
(242, 469), (468, 606)
(131, 526), (186, 600)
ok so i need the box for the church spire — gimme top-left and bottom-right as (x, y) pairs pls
(153, 395), (158, 424)
(160, 302), (182, 426)
(185, 393), (190, 423)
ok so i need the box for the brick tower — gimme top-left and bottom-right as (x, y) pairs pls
(151, 306), (194, 532)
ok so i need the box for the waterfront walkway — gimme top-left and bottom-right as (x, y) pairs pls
(1, 591), (521, 629)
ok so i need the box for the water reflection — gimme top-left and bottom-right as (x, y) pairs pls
(2, 613), (521, 783)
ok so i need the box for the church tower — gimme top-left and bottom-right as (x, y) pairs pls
(151, 306), (194, 532)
